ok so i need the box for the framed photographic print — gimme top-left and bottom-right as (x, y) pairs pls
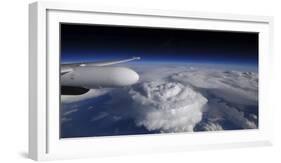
(29, 1), (274, 161)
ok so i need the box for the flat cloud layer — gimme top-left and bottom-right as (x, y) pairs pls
(171, 69), (258, 105)
(61, 64), (258, 137)
(168, 68), (258, 131)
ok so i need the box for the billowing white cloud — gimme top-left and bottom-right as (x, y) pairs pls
(120, 81), (208, 132)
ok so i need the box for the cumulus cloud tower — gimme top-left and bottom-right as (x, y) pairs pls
(128, 81), (208, 132)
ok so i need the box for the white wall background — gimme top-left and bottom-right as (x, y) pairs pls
(0, 0), (280, 162)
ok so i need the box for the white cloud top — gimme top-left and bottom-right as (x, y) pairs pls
(128, 81), (208, 132)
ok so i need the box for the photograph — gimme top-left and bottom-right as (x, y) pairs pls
(60, 23), (259, 138)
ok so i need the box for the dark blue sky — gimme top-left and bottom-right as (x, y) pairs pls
(60, 23), (258, 65)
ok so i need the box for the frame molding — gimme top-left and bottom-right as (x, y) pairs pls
(29, 1), (274, 161)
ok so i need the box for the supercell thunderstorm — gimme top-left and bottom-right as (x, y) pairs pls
(127, 81), (207, 132)
(61, 64), (258, 137)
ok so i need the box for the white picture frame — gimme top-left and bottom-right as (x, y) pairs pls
(29, 1), (274, 161)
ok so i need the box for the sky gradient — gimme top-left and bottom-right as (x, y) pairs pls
(60, 23), (258, 65)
